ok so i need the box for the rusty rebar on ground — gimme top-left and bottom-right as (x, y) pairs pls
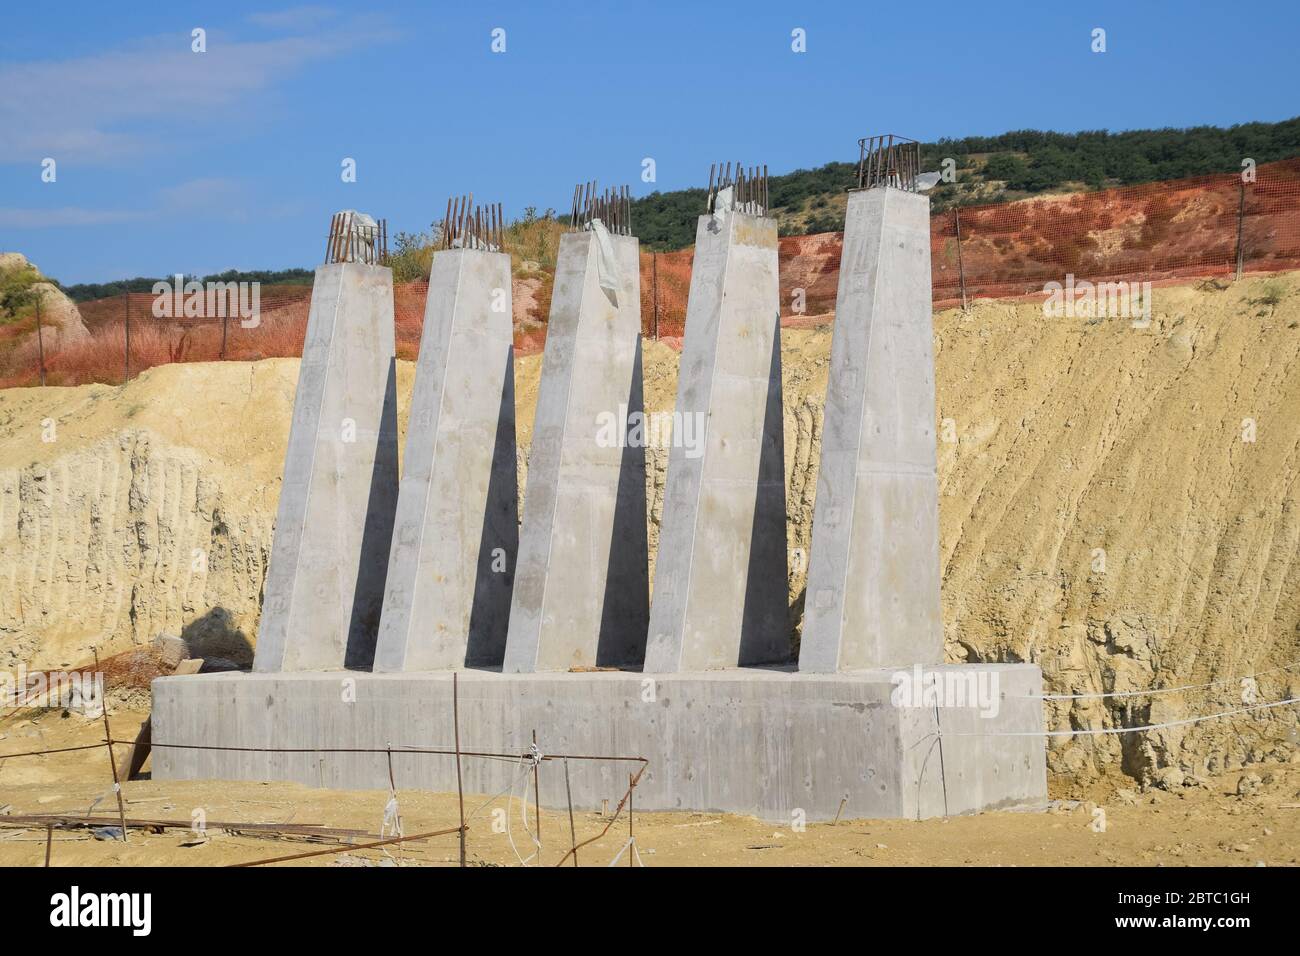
(553, 762), (647, 867)
(228, 824), (467, 867)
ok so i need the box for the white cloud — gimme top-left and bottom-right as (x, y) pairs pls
(0, 207), (144, 228)
(0, 177), (273, 229)
(159, 177), (247, 212)
(247, 6), (340, 30)
(0, 12), (394, 165)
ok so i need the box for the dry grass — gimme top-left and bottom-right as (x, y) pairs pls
(504, 214), (566, 272)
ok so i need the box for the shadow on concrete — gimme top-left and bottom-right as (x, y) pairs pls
(597, 335), (650, 668)
(739, 313), (793, 666)
(345, 356), (399, 669)
(466, 346), (519, 666)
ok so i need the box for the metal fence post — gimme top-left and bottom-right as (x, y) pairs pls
(652, 251), (659, 340)
(123, 292), (131, 384)
(1234, 181), (1246, 281)
(954, 208), (968, 312)
(35, 295), (46, 387)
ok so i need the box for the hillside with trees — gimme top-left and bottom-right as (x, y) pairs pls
(634, 117), (1300, 248)
(53, 118), (1300, 284)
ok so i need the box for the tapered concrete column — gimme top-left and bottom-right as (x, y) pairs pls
(644, 210), (788, 672)
(503, 229), (647, 672)
(373, 249), (517, 671)
(253, 262), (398, 672)
(799, 187), (942, 672)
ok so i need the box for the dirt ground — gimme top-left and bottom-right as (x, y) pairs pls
(1, 708), (1295, 867)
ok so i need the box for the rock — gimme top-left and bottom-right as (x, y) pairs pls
(1236, 772), (1263, 798)
(1115, 788), (1139, 805)
(1153, 767), (1184, 791)
(29, 281), (89, 342)
(0, 252), (30, 272)
(66, 679), (103, 718)
(0, 253), (89, 343)
(152, 633), (187, 668)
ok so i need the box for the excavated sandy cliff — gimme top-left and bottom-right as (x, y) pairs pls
(1, 274), (1297, 784)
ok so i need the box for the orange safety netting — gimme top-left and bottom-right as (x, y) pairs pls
(16, 159), (1299, 388)
(641, 158), (1300, 338)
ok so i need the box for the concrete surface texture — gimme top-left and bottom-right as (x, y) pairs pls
(252, 261), (398, 672)
(372, 249), (517, 671)
(503, 230), (648, 672)
(152, 665), (1047, 821)
(800, 187), (944, 673)
(645, 210), (789, 672)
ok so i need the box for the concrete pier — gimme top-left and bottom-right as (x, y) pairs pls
(503, 228), (648, 672)
(645, 209), (788, 672)
(799, 187), (943, 672)
(252, 261), (398, 672)
(372, 249), (517, 671)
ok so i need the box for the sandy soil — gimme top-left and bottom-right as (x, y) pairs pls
(1, 709), (1295, 867)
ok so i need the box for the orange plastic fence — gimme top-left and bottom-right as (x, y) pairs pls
(641, 158), (1300, 338)
(14, 159), (1299, 387)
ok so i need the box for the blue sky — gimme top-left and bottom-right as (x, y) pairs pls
(1, 1), (1296, 284)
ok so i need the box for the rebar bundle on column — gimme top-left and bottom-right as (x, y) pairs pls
(705, 162), (769, 217)
(441, 195), (505, 251)
(325, 212), (389, 265)
(856, 135), (921, 191)
(568, 182), (631, 235)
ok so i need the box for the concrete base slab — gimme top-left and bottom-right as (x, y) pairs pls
(152, 665), (1047, 821)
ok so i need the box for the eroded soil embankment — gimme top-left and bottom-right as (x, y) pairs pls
(1, 274), (1298, 787)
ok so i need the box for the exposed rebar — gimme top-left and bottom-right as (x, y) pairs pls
(856, 134), (921, 191)
(568, 181), (632, 234)
(441, 195), (503, 251)
(325, 212), (389, 264)
(705, 161), (769, 216)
